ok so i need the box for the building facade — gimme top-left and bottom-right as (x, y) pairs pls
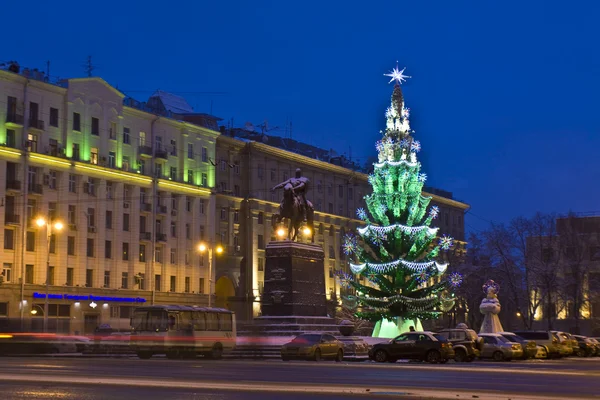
(0, 65), (219, 334)
(213, 130), (469, 322)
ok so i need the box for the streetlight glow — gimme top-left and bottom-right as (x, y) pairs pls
(35, 217), (46, 227)
(198, 243), (207, 252)
(53, 221), (64, 231)
(277, 228), (286, 237)
(216, 245), (224, 254)
(30, 309), (37, 315)
(302, 226), (311, 236)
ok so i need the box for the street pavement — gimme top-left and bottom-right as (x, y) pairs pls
(0, 356), (598, 399)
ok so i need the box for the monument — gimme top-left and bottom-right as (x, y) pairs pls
(479, 280), (504, 333)
(254, 168), (337, 334)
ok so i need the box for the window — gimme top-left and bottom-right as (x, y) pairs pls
(220, 208), (227, 221)
(258, 164), (264, 179)
(283, 171), (288, 181)
(201, 147), (207, 162)
(87, 207), (95, 228)
(109, 121), (117, 139)
(187, 170), (194, 184)
(122, 242), (129, 261)
(67, 236), (75, 255)
(105, 240), (112, 259)
(2, 263), (12, 283)
(220, 159), (227, 171)
(155, 275), (161, 292)
(234, 210), (239, 223)
(121, 272), (128, 289)
(170, 248), (176, 264)
(122, 156), (130, 172)
(48, 266), (55, 285)
(68, 174), (77, 193)
(26, 231), (35, 251)
(73, 112), (81, 131)
(199, 278), (205, 294)
(185, 277), (190, 293)
(171, 221), (177, 237)
(185, 250), (190, 265)
(271, 168), (276, 181)
(258, 235), (265, 250)
(170, 166), (177, 180)
(49, 171), (57, 189)
(338, 185), (344, 198)
(258, 212), (264, 224)
(199, 199), (205, 214)
(49, 234), (56, 254)
(234, 161), (240, 174)
(329, 245), (335, 259)
(123, 127), (130, 144)
(6, 129), (15, 148)
(186, 224), (191, 239)
(108, 151), (116, 168)
(199, 173), (207, 187)
(91, 117), (99, 135)
(139, 131), (146, 146)
(87, 238), (95, 257)
(155, 246), (162, 263)
(49, 107), (59, 127)
(170, 276), (176, 292)
(26, 264), (34, 284)
(106, 210), (112, 229)
(66, 268), (74, 286)
(200, 225), (205, 240)
(68, 205), (76, 225)
(170, 139), (177, 156)
(104, 271), (110, 288)
(123, 214), (130, 231)
(139, 244), (146, 262)
(348, 187), (354, 200)
(4, 229), (14, 250)
(86, 269), (93, 287)
(72, 143), (80, 161)
(186, 197), (192, 212)
(154, 163), (162, 178)
(188, 143), (194, 159)
(258, 257), (264, 271)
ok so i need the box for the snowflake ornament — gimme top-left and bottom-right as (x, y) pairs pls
(379, 204), (388, 214)
(356, 208), (368, 221)
(385, 106), (394, 119)
(368, 174), (376, 185)
(343, 234), (357, 255)
(448, 272), (463, 288)
(399, 139), (410, 148)
(429, 206), (440, 219)
(336, 271), (354, 288)
(418, 173), (427, 183)
(402, 107), (410, 119)
(411, 140), (421, 152)
(416, 269), (430, 283)
(375, 140), (385, 152)
(439, 235), (454, 250)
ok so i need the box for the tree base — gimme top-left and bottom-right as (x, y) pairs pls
(372, 317), (423, 338)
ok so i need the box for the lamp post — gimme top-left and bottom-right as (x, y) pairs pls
(35, 217), (63, 333)
(198, 241), (223, 308)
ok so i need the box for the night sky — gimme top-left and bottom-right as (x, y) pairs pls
(4, 0), (599, 233)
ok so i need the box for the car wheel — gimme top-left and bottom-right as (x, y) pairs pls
(576, 349), (585, 357)
(313, 348), (322, 362)
(137, 351), (152, 359)
(208, 344), (223, 360)
(374, 349), (388, 363)
(454, 349), (467, 362)
(335, 349), (344, 362)
(537, 347), (548, 359)
(493, 351), (504, 361)
(426, 350), (441, 364)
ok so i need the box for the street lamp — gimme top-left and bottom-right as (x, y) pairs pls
(198, 241), (223, 307)
(35, 217), (63, 333)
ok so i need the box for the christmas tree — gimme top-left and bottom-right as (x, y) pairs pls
(339, 64), (461, 338)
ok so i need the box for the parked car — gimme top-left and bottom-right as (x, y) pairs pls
(573, 335), (597, 357)
(498, 332), (538, 359)
(550, 331), (574, 357)
(589, 338), (600, 356)
(513, 331), (561, 358)
(436, 328), (482, 362)
(281, 333), (344, 361)
(369, 331), (454, 364)
(478, 333), (523, 361)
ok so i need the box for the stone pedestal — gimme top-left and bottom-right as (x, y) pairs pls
(260, 240), (327, 317)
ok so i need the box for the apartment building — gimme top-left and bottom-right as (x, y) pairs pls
(0, 64), (219, 334)
(213, 129), (469, 321)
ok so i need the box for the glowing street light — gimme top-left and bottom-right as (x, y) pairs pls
(302, 226), (311, 236)
(276, 227), (286, 238)
(215, 245), (224, 254)
(198, 243), (207, 252)
(197, 242), (224, 307)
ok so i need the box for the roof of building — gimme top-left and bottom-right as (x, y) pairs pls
(149, 90), (195, 114)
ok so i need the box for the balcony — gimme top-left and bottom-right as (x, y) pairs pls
(29, 119), (45, 130)
(28, 184), (43, 195)
(6, 113), (24, 125)
(138, 146), (153, 157)
(140, 203), (152, 213)
(154, 148), (168, 160)
(156, 233), (167, 242)
(6, 180), (21, 191)
(140, 232), (152, 241)
(156, 205), (167, 214)
(5, 214), (20, 225)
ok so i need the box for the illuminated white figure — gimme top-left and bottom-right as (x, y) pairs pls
(479, 280), (504, 333)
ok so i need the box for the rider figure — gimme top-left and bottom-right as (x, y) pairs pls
(271, 168), (310, 222)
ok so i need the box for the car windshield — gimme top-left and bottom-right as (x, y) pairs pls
(503, 334), (523, 343)
(433, 334), (446, 342)
(496, 335), (510, 343)
(292, 334), (321, 344)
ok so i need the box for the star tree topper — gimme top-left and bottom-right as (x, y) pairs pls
(384, 62), (411, 85)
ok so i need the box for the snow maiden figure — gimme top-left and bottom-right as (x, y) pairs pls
(479, 280), (504, 333)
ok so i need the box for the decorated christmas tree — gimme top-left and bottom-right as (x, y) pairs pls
(338, 64), (462, 338)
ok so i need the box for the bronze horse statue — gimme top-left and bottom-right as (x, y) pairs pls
(272, 184), (315, 242)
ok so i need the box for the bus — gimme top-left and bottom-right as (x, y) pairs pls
(129, 305), (236, 359)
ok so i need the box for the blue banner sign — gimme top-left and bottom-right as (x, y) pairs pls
(32, 292), (147, 303)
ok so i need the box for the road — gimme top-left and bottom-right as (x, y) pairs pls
(0, 356), (598, 399)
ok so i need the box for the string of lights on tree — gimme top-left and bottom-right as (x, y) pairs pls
(340, 63), (461, 324)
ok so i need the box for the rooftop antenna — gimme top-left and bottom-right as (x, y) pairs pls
(83, 55), (95, 77)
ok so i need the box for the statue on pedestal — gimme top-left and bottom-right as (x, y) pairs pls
(271, 168), (315, 242)
(479, 280), (504, 333)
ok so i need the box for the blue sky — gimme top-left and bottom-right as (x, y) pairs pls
(4, 0), (599, 232)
